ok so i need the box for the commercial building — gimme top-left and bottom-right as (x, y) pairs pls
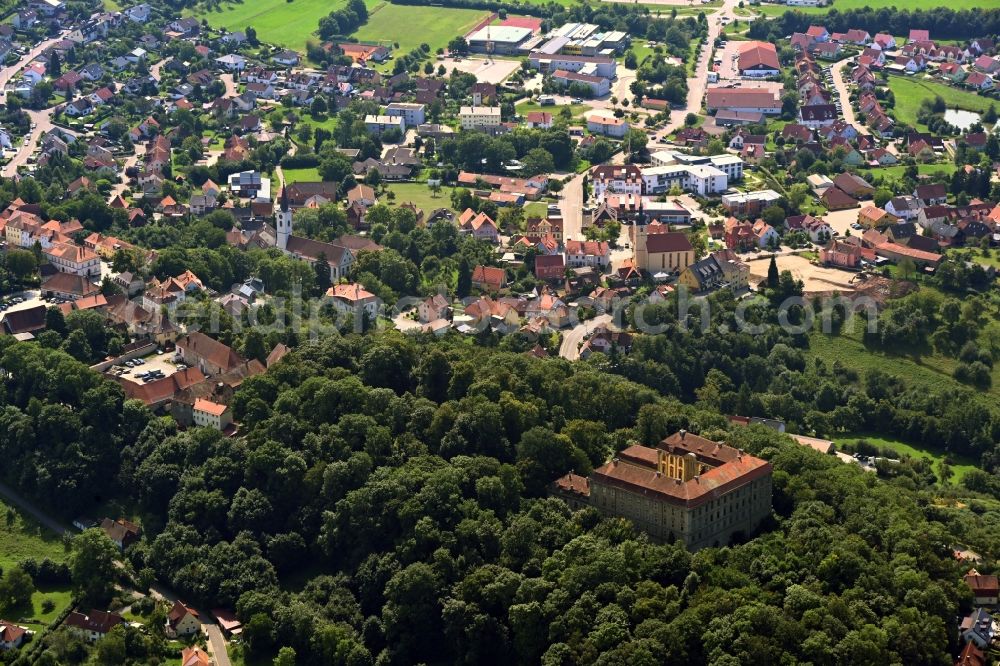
(651, 150), (744, 182)
(641, 164), (728, 196)
(528, 51), (617, 79)
(459, 106), (502, 131)
(738, 41), (780, 77)
(466, 25), (534, 55)
(385, 102), (425, 128)
(552, 431), (773, 550)
(706, 88), (782, 115)
(551, 69), (610, 96)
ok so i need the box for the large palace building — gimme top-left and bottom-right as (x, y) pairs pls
(552, 430), (772, 550)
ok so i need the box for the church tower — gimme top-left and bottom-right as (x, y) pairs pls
(276, 185), (291, 251)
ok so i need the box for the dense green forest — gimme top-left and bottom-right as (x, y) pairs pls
(2, 282), (999, 664)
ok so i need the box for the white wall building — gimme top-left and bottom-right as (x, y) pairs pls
(459, 106), (501, 131)
(385, 103), (425, 128)
(364, 114), (405, 135)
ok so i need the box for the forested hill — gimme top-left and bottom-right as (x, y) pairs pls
(1, 322), (998, 664)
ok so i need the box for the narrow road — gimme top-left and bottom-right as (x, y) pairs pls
(830, 55), (864, 135)
(559, 313), (612, 360)
(0, 478), (70, 535)
(206, 624), (233, 666)
(109, 143), (146, 202)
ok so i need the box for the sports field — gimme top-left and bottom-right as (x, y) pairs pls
(352, 4), (489, 55)
(192, 0), (365, 51)
(887, 77), (996, 130)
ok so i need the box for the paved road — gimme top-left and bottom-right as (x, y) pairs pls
(2, 108), (55, 177)
(660, 0), (740, 137)
(830, 55), (865, 135)
(559, 172), (585, 240)
(559, 313), (612, 360)
(0, 35), (64, 94)
(206, 623), (233, 666)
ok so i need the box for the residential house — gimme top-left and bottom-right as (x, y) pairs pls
(65, 610), (125, 642)
(586, 114), (628, 138)
(915, 183), (948, 206)
(471, 265), (507, 291)
(964, 571), (999, 607)
(180, 647), (212, 666)
(418, 294), (450, 323)
(457, 208), (499, 243)
(192, 399), (233, 431)
(858, 205), (896, 228)
(564, 240), (611, 268)
(166, 601), (201, 637)
(0, 621), (26, 650)
(960, 609), (996, 650)
(885, 195), (923, 220)
(100, 518), (141, 550)
(820, 239), (864, 268)
(535, 254), (565, 280)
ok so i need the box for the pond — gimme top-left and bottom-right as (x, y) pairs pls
(944, 108), (981, 130)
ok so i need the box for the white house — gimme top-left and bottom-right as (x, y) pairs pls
(215, 54), (247, 72)
(586, 114), (628, 138)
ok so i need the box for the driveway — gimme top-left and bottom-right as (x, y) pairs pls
(220, 73), (238, 98)
(559, 313), (612, 360)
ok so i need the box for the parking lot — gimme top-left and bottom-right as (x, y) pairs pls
(108, 352), (182, 385)
(0, 289), (45, 321)
(437, 56), (521, 84)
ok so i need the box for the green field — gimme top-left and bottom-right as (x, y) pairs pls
(888, 77), (996, 130)
(0, 501), (67, 571)
(0, 500), (74, 632)
(836, 433), (979, 483)
(281, 167), (322, 182)
(516, 100), (592, 120)
(352, 4), (488, 56)
(192, 0), (364, 51)
(857, 162), (957, 186)
(809, 327), (1000, 404)
(386, 182), (452, 213)
(755, 0), (987, 15)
